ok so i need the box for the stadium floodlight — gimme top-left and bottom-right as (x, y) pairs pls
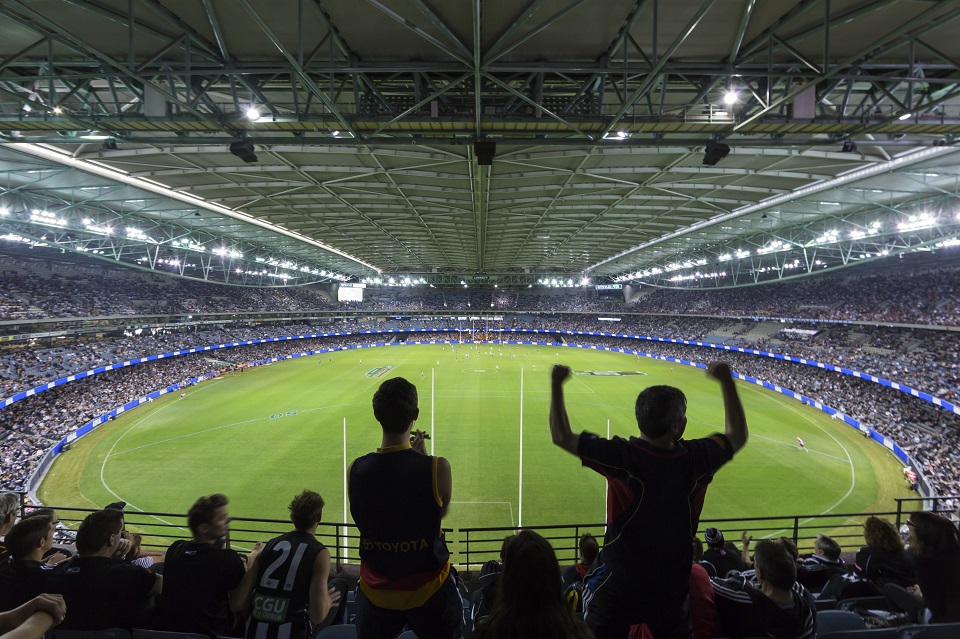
(722, 90), (738, 105)
(245, 106), (261, 121)
(898, 112), (912, 121)
(0, 207), (8, 216)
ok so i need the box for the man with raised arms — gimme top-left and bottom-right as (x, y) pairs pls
(549, 361), (748, 639)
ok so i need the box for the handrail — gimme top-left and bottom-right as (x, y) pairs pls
(25, 495), (959, 575)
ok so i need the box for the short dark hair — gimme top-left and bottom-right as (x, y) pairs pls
(815, 534), (842, 560)
(754, 539), (797, 591)
(22, 508), (56, 522)
(579, 533), (599, 564)
(76, 509), (124, 555)
(187, 494), (228, 536)
(289, 490), (325, 530)
(372, 377), (419, 434)
(634, 385), (686, 438)
(5, 515), (52, 559)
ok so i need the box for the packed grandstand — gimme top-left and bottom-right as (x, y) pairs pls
(1, 256), (958, 512)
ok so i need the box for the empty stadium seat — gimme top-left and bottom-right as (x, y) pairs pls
(315, 625), (358, 639)
(816, 597), (839, 611)
(52, 629), (131, 639)
(817, 629), (899, 639)
(132, 630), (209, 639)
(817, 610), (869, 634)
(897, 623), (960, 638)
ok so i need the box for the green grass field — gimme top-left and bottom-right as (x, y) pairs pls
(38, 343), (911, 560)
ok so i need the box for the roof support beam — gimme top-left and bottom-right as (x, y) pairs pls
(238, 0), (356, 137)
(601, 0), (718, 139)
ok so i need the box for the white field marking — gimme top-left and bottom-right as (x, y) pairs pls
(755, 398), (857, 539)
(109, 416), (269, 457)
(98, 387), (224, 533)
(100, 391), (368, 545)
(301, 402), (367, 413)
(432, 391), (598, 399)
(519, 367), (524, 528)
(570, 371), (597, 395)
(749, 433), (850, 463)
(450, 501), (515, 528)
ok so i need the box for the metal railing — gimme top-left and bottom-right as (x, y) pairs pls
(23, 495), (957, 576)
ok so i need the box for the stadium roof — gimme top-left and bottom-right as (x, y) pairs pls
(0, 0), (959, 288)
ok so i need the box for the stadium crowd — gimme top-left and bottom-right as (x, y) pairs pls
(2, 260), (960, 326)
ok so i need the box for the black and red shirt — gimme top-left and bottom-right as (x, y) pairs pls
(578, 432), (733, 601)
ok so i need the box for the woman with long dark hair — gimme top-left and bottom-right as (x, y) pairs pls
(908, 511), (960, 623)
(474, 530), (592, 639)
(853, 516), (915, 588)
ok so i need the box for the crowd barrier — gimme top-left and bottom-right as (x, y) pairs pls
(22, 495), (955, 573)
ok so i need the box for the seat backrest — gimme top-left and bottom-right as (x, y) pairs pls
(54, 629), (132, 639)
(818, 609), (869, 633)
(314, 625), (358, 639)
(897, 623), (960, 639)
(816, 597), (839, 611)
(837, 596), (897, 612)
(818, 629), (899, 639)
(131, 630), (208, 639)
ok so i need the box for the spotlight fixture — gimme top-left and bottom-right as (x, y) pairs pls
(841, 139), (858, 153)
(723, 90), (738, 105)
(229, 140), (258, 163)
(475, 140), (496, 166)
(702, 141), (731, 166)
(245, 106), (261, 121)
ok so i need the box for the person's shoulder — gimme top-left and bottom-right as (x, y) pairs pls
(711, 575), (753, 601)
(109, 559), (153, 575)
(685, 433), (732, 450)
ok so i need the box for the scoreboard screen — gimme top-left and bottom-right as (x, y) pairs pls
(337, 284), (364, 302)
(596, 283), (623, 299)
